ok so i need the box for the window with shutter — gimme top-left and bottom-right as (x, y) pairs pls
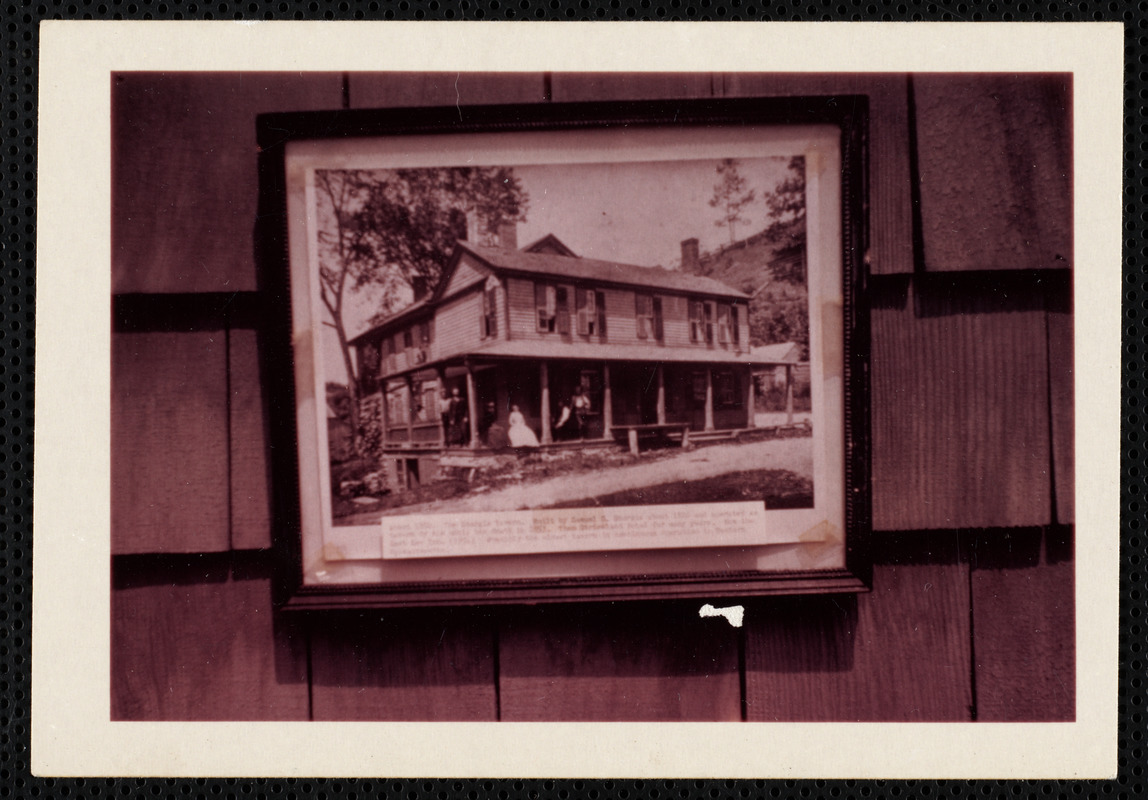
(704, 302), (715, 344)
(482, 287), (498, 338)
(536, 282), (557, 332)
(717, 303), (732, 344)
(652, 296), (664, 342)
(635, 293), (654, 339)
(689, 300), (705, 343)
(555, 286), (570, 334)
(597, 290), (607, 340)
(731, 304), (740, 345)
(576, 287), (590, 335)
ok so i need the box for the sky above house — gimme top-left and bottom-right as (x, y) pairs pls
(322, 155), (798, 385)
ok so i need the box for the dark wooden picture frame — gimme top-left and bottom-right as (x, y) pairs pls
(255, 96), (872, 609)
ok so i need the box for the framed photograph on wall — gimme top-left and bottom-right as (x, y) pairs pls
(257, 96), (870, 607)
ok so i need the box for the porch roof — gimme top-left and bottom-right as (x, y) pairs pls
(457, 339), (796, 367)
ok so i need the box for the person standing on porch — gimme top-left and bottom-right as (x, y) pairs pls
(571, 385), (590, 439)
(438, 388), (451, 443)
(447, 388), (467, 446)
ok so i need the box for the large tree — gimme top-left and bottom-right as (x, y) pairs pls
(315, 166), (527, 449)
(708, 158), (756, 245)
(761, 155), (807, 283)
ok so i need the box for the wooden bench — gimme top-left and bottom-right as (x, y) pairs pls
(610, 423), (691, 455)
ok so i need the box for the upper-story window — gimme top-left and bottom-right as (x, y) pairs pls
(688, 299), (715, 344)
(535, 283), (570, 334)
(576, 288), (607, 338)
(716, 303), (740, 345)
(635, 293), (663, 341)
(402, 328), (413, 349)
(481, 286), (498, 338)
(383, 336), (396, 373)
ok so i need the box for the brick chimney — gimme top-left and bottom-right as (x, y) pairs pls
(496, 221), (518, 250)
(681, 238), (700, 272)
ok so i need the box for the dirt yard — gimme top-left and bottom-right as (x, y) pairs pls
(334, 429), (814, 525)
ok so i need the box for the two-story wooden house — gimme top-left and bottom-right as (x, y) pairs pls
(350, 232), (783, 487)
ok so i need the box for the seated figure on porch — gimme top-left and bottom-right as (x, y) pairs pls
(507, 404), (540, 448)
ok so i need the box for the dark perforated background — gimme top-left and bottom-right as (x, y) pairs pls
(4, 2), (1140, 796)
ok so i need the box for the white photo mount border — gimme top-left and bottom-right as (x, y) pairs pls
(255, 95), (872, 609)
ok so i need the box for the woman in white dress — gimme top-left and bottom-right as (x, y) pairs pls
(507, 404), (541, 448)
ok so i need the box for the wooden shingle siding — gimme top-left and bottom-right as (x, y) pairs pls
(112, 72), (344, 294)
(348, 72), (548, 110)
(111, 554), (310, 720)
(720, 73), (916, 275)
(308, 609), (498, 721)
(435, 289), (486, 360)
(969, 528), (1076, 721)
(744, 533), (973, 721)
(228, 327), (272, 550)
(108, 72), (1074, 723)
(913, 73), (1072, 272)
(1047, 289), (1075, 524)
(497, 602), (742, 721)
(869, 274), (1052, 530)
(112, 330), (231, 554)
(550, 72), (719, 102)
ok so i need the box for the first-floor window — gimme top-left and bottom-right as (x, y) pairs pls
(714, 370), (742, 409)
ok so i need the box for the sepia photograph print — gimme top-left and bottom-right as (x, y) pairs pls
(31, 21), (1119, 776)
(269, 103), (858, 599)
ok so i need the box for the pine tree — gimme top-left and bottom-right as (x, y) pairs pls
(708, 158), (756, 245)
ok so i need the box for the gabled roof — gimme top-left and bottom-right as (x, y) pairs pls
(521, 233), (579, 257)
(347, 297), (432, 346)
(751, 342), (802, 362)
(458, 241), (749, 300)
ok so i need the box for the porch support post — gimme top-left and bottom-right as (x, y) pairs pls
(540, 361), (552, 445)
(435, 366), (447, 446)
(745, 369), (756, 428)
(602, 362), (613, 437)
(704, 367), (715, 432)
(380, 380), (391, 446)
(404, 375), (415, 443)
(785, 363), (794, 425)
(465, 360), (479, 448)
(655, 364), (666, 425)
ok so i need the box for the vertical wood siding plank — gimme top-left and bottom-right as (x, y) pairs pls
(913, 74), (1072, 272)
(308, 610), (497, 721)
(869, 277), (1052, 530)
(549, 73), (717, 102)
(498, 603), (741, 721)
(721, 73), (915, 275)
(229, 327), (272, 550)
(112, 331), (231, 554)
(348, 72), (548, 108)
(1047, 298), (1074, 524)
(112, 73), (344, 294)
(111, 556), (310, 720)
(970, 529), (1075, 721)
(744, 534), (972, 721)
